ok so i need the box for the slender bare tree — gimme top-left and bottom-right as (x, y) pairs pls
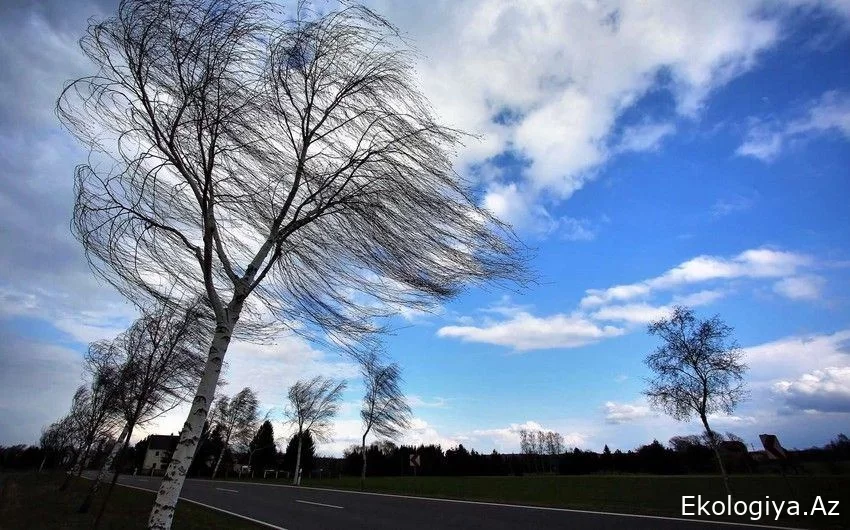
(39, 415), (78, 473)
(644, 306), (748, 497)
(60, 364), (121, 491)
(210, 387), (259, 479)
(58, 1), (525, 526)
(285, 376), (346, 485)
(359, 351), (410, 487)
(79, 302), (206, 523)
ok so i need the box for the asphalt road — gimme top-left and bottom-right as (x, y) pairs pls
(106, 475), (786, 530)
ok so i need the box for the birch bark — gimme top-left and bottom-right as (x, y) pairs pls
(147, 325), (231, 529)
(78, 423), (129, 513)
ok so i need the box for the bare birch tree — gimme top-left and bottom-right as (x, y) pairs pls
(58, 1), (525, 526)
(644, 306), (748, 497)
(359, 352), (410, 487)
(210, 387), (259, 479)
(59, 365), (121, 491)
(284, 376), (346, 485)
(79, 302), (206, 521)
(39, 416), (77, 473)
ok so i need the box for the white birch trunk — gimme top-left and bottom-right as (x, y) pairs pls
(211, 429), (232, 480)
(360, 434), (367, 488)
(292, 431), (303, 486)
(147, 325), (232, 530)
(79, 423), (129, 513)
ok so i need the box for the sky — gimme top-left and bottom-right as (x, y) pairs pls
(1, 0), (849, 457)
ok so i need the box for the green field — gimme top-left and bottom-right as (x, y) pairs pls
(294, 474), (849, 528)
(0, 472), (262, 529)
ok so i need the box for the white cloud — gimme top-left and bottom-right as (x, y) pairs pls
(408, 395), (450, 409)
(469, 421), (588, 452)
(437, 312), (624, 351)
(616, 122), (676, 153)
(372, 0), (780, 231)
(137, 334), (360, 443)
(712, 195), (755, 217)
(592, 303), (672, 324)
(581, 248), (812, 307)
(744, 329), (850, 383)
(441, 248), (821, 351)
(672, 289), (727, 307)
(736, 126), (784, 161)
(773, 367), (850, 412)
(402, 417), (463, 449)
(737, 90), (850, 161)
(604, 401), (653, 424)
(773, 275), (826, 300)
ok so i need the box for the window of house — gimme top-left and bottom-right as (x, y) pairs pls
(155, 451), (159, 456)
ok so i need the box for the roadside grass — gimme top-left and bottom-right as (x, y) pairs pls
(289, 474), (848, 528)
(0, 472), (263, 529)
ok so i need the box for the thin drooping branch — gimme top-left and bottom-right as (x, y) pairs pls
(57, 2), (527, 528)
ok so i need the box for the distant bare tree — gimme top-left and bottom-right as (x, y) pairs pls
(79, 302), (206, 522)
(39, 416), (77, 473)
(57, 0), (525, 526)
(359, 352), (410, 487)
(59, 365), (121, 491)
(545, 431), (564, 456)
(285, 376), (346, 485)
(644, 306), (747, 497)
(210, 387), (259, 479)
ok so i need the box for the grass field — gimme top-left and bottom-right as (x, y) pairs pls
(292, 474), (849, 528)
(0, 472), (262, 529)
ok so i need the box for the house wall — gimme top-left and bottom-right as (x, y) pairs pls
(143, 448), (173, 472)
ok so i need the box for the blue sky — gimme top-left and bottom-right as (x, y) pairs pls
(1, 0), (849, 456)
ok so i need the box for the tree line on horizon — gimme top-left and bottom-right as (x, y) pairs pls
(5, 431), (849, 478)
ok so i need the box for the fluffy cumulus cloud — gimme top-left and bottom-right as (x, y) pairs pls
(604, 401), (652, 424)
(741, 329), (850, 415)
(743, 329), (850, 382)
(368, 0), (787, 234)
(737, 90), (850, 161)
(773, 367), (850, 412)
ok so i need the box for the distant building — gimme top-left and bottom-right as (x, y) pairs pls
(142, 434), (180, 474)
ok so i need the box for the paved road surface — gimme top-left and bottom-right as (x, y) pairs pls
(104, 474), (787, 529)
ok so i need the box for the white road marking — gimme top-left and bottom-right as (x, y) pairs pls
(114, 482), (287, 530)
(296, 500), (343, 509)
(88, 474), (802, 530)
(216, 487), (239, 493)
(194, 478), (798, 530)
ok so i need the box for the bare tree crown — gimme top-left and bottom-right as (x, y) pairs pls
(58, 0), (526, 347)
(285, 375), (346, 443)
(360, 351), (411, 440)
(86, 302), (207, 427)
(212, 386), (259, 450)
(643, 306), (748, 422)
